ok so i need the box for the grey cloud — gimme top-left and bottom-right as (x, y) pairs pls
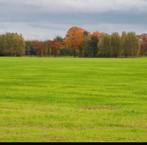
(0, 0), (147, 40)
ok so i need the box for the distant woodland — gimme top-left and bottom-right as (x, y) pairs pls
(0, 26), (147, 57)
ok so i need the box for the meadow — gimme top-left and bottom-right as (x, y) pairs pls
(0, 57), (147, 142)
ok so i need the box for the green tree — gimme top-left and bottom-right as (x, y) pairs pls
(82, 35), (92, 57)
(0, 33), (25, 56)
(82, 34), (99, 57)
(111, 32), (121, 57)
(121, 32), (139, 57)
(98, 34), (111, 57)
(127, 32), (140, 57)
(90, 35), (99, 57)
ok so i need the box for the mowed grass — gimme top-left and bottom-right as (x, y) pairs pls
(0, 57), (147, 142)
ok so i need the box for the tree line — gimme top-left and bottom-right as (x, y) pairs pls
(0, 27), (146, 57)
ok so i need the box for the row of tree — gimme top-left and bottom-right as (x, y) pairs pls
(0, 27), (146, 57)
(25, 36), (64, 57)
(65, 27), (140, 57)
(98, 32), (139, 57)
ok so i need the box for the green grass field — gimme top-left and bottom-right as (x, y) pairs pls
(0, 57), (147, 142)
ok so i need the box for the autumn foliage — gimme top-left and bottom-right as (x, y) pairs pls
(49, 37), (64, 56)
(32, 41), (48, 56)
(64, 27), (87, 56)
(0, 26), (146, 57)
(138, 34), (147, 56)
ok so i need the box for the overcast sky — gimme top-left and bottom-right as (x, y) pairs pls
(0, 0), (147, 40)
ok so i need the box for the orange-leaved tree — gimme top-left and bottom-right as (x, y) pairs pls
(32, 41), (48, 56)
(64, 26), (87, 57)
(48, 36), (64, 56)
